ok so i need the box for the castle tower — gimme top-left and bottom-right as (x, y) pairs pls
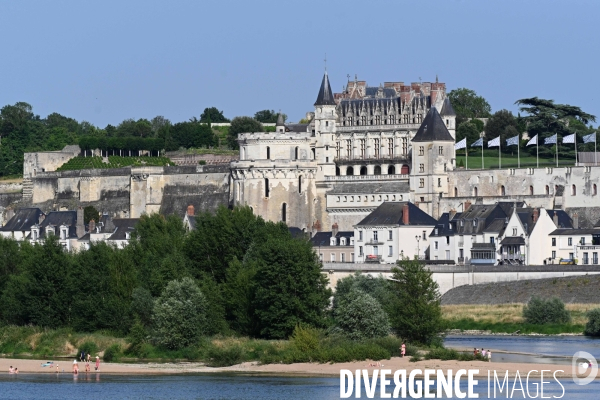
(440, 98), (456, 140)
(276, 112), (285, 133)
(411, 107), (456, 218)
(314, 72), (337, 179)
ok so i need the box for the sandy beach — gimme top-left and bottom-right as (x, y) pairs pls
(0, 356), (576, 380)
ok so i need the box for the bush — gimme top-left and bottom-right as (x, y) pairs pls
(291, 324), (320, 353)
(103, 344), (121, 362)
(334, 289), (390, 340)
(153, 277), (208, 350)
(78, 341), (98, 358)
(523, 296), (571, 324)
(584, 308), (600, 336)
(206, 344), (245, 367)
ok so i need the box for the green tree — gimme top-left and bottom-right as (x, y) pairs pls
(333, 272), (394, 315)
(254, 110), (286, 123)
(388, 258), (444, 345)
(523, 296), (571, 324)
(484, 110), (522, 152)
(130, 287), (155, 328)
(584, 308), (600, 337)
(227, 117), (263, 149)
(200, 107), (229, 123)
(83, 205), (100, 225)
(334, 289), (390, 340)
(153, 277), (208, 349)
(448, 88), (492, 126)
(456, 121), (481, 146)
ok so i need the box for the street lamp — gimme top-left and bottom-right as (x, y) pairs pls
(415, 235), (421, 260)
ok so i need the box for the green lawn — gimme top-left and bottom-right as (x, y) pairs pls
(456, 151), (577, 169)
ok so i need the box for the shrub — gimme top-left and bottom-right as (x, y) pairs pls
(206, 344), (244, 367)
(78, 341), (98, 358)
(153, 277), (208, 350)
(103, 344), (121, 362)
(291, 324), (320, 353)
(523, 296), (571, 324)
(584, 308), (600, 336)
(334, 289), (390, 340)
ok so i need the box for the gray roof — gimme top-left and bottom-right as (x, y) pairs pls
(314, 72), (336, 106)
(276, 113), (284, 126)
(285, 123), (309, 133)
(483, 218), (507, 234)
(107, 218), (139, 240)
(310, 231), (354, 247)
(440, 98), (456, 116)
(328, 181), (410, 195)
(550, 228), (600, 236)
(412, 107), (454, 142)
(547, 210), (573, 229)
(500, 236), (525, 245)
(356, 202), (437, 227)
(364, 86), (397, 98)
(0, 208), (44, 232)
(452, 202), (521, 235)
(39, 211), (79, 239)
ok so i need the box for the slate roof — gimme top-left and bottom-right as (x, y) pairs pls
(550, 228), (600, 236)
(356, 202), (437, 227)
(483, 218), (507, 234)
(452, 202), (522, 235)
(186, 215), (197, 231)
(364, 86), (398, 98)
(314, 72), (336, 106)
(285, 123), (309, 133)
(430, 213), (455, 237)
(107, 219), (139, 240)
(500, 237), (525, 245)
(411, 107), (454, 142)
(440, 98), (456, 116)
(546, 210), (573, 229)
(288, 227), (307, 238)
(310, 231), (354, 247)
(471, 243), (495, 249)
(0, 208), (44, 232)
(327, 181), (410, 195)
(39, 211), (79, 239)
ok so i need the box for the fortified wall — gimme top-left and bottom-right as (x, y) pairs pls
(25, 165), (231, 218)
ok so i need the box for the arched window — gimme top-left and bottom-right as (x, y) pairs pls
(572, 184), (576, 196)
(374, 165), (381, 175)
(298, 175), (302, 193)
(529, 186), (534, 195)
(454, 187), (458, 197)
(241, 147), (245, 160)
(388, 165), (395, 174)
(360, 166), (367, 175)
(336, 167), (340, 176)
(346, 166), (354, 175)
(401, 164), (410, 174)
(311, 148), (315, 159)
(294, 147), (299, 160)
(266, 147), (270, 160)
(474, 187), (478, 197)
(594, 184), (598, 196)
(282, 203), (287, 222)
(264, 178), (269, 198)
(545, 185), (550, 195)
(500, 185), (506, 196)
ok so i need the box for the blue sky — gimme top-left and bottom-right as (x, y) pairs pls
(0, 0), (598, 126)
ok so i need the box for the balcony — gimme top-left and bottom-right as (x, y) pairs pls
(334, 154), (410, 165)
(501, 252), (525, 265)
(364, 254), (382, 263)
(325, 174), (409, 181)
(366, 240), (383, 245)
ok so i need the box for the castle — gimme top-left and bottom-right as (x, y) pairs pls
(3, 72), (600, 233)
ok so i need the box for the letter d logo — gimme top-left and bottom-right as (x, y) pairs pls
(572, 351), (598, 386)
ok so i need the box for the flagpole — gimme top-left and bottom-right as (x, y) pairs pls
(595, 132), (597, 167)
(466, 147), (468, 170)
(499, 137), (501, 169)
(556, 138), (559, 168)
(481, 141), (484, 170)
(575, 132), (577, 167)
(518, 137), (520, 168)
(536, 136), (539, 168)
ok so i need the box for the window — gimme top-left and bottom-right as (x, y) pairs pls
(351, 253), (355, 262)
(388, 138), (394, 156)
(594, 252), (598, 265)
(569, 252), (574, 260)
(572, 185), (576, 196)
(434, 241), (438, 250)
(594, 184), (598, 196)
(419, 178), (424, 188)
(326, 157), (329, 163)
(501, 186), (506, 196)
(295, 146), (299, 160)
(373, 231), (378, 241)
(350, 238), (354, 245)
(552, 250), (556, 259)
(422, 231), (427, 240)
(473, 187), (478, 196)
(419, 164), (424, 173)
(281, 203), (286, 222)
(325, 121), (329, 127)
(490, 237), (495, 245)
(341, 253), (345, 262)
(359, 246), (363, 256)
(359, 231), (363, 241)
(438, 178), (442, 187)
(419, 146), (424, 156)
(568, 237), (573, 246)
(388, 230), (393, 240)
(583, 252), (589, 264)
(446, 236), (450, 245)
(264, 178), (270, 198)
(298, 176), (302, 193)
(266, 146), (270, 160)
(581, 237), (586, 245)
(330, 253), (335, 262)
(340, 238), (346, 246)
(546, 185), (550, 195)
(388, 246), (393, 256)
(552, 238), (556, 246)
(360, 139), (366, 158)
(319, 253), (323, 261)
(438, 146), (443, 155)
(402, 138), (408, 155)
(512, 228), (517, 236)
(374, 139), (380, 158)
(373, 246), (379, 255)
(446, 250), (450, 259)
(529, 186), (534, 195)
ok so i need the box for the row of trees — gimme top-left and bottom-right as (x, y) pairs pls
(450, 89), (597, 159)
(0, 102), (286, 177)
(0, 205), (445, 350)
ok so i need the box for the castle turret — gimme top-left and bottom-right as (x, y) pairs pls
(276, 112), (285, 133)
(314, 72), (337, 179)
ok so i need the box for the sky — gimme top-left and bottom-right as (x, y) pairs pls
(0, 0), (599, 127)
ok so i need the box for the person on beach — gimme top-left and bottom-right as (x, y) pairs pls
(8, 366), (14, 374)
(473, 348), (478, 356)
(85, 360), (90, 373)
(73, 360), (79, 375)
(487, 350), (492, 362)
(95, 356), (100, 371)
(80, 351), (85, 362)
(14, 368), (18, 374)
(481, 349), (486, 357)
(56, 363), (59, 373)
(87, 353), (91, 362)
(401, 342), (406, 357)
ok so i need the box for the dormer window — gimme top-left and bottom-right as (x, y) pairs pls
(350, 238), (355, 245)
(340, 238), (346, 246)
(46, 226), (55, 236)
(330, 237), (336, 246)
(435, 228), (438, 235)
(60, 227), (68, 240)
(125, 232), (131, 240)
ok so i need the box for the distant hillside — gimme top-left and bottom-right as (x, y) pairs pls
(441, 275), (600, 305)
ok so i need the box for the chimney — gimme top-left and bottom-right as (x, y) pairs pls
(573, 213), (579, 229)
(449, 208), (457, 221)
(312, 220), (322, 232)
(553, 212), (559, 227)
(402, 203), (410, 225)
(76, 207), (85, 238)
(532, 208), (539, 224)
(89, 219), (96, 234)
(187, 204), (195, 216)
(464, 201), (472, 211)
(332, 223), (339, 237)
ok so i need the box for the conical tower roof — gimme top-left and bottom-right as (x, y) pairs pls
(440, 98), (456, 116)
(314, 72), (336, 106)
(412, 107), (454, 142)
(276, 112), (284, 126)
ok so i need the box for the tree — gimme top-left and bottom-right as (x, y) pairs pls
(388, 257), (444, 345)
(484, 110), (522, 152)
(227, 117), (263, 149)
(200, 107), (229, 123)
(334, 289), (390, 340)
(254, 110), (286, 123)
(248, 235), (331, 339)
(333, 272), (394, 315)
(448, 88), (492, 126)
(153, 277), (208, 349)
(130, 287), (155, 328)
(523, 296), (571, 324)
(584, 308), (600, 337)
(456, 121), (481, 146)
(83, 205), (100, 225)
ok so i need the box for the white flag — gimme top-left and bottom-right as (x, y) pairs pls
(454, 138), (466, 150)
(544, 134), (557, 145)
(562, 133), (575, 144)
(488, 136), (500, 148)
(583, 132), (596, 143)
(471, 138), (483, 147)
(526, 134), (538, 146)
(506, 135), (519, 146)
